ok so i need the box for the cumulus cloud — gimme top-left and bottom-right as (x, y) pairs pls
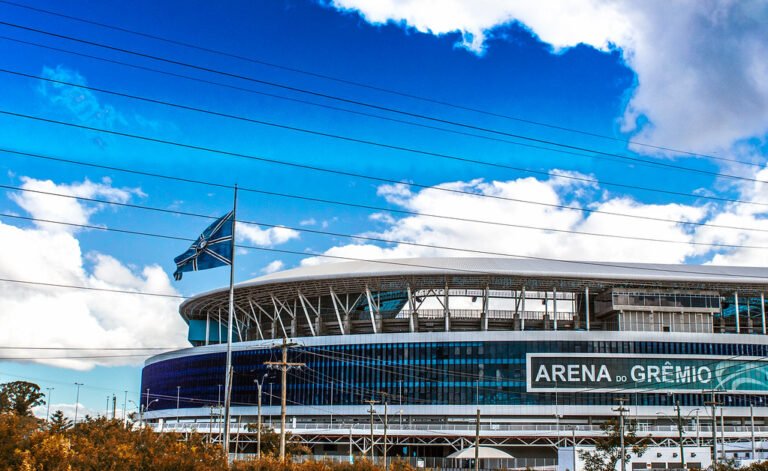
(261, 260), (285, 274)
(326, 1), (768, 153)
(301, 172), (714, 266)
(0, 177), (188, 370)
(238, 223), (300, 246)
(10, 176), (144, 233)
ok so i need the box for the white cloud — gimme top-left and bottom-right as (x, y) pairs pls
(32, 402), (104, 421)
(238, 223), (300, 246)
(260, 260), (285, 274)
(37, 65), (173, 147)
(0, 177), (187, 370)
(299, 218), (317, 226)
(9, 176), (144, 233)
(327, 1), (768, 153)
(302, 172), (711, 266)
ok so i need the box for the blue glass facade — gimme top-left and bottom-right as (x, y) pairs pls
(141, 339), (768, 413)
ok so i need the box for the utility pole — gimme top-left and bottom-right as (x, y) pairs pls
(263, 337), (304, 461)
(705, 391), (721, 467)
(475, 408), (481, 471)
(112, 394), (117, 420)
(366, 399), (380, 463)
(675, 400), (686, 470)
(613, 398), (629, 471)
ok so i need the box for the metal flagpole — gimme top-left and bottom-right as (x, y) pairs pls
(223, 185), (238, 456)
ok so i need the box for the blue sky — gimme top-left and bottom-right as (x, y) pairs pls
(0, 0), (766, 417)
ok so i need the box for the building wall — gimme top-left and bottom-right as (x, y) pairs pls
(142, 332), (768, 416)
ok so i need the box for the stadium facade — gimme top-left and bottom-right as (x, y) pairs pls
(142, 258), (768, 463)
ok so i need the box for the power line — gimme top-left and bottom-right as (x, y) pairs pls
(5, 181), (767, 254)
(4, 210), (768, 283)
(0, 276), (186, 299)
(1, 23), (765, 183)
(4, 147), (768, 240)
(0, 3), (758, 168)
(0, 346), (176, 350)
(4, 113), (768, 234)
(4, 65), (768, 209)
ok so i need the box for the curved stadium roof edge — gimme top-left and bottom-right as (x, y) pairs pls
(180, 257), (768, 311)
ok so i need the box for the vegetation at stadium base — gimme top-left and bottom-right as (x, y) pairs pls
(0, 380), (413, 470)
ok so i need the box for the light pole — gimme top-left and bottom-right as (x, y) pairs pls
(73, 383), (83, 426)
(128, 400), (139, 427)
(176, 386), (181, 426)
(123, 391), (128, 424)
(255, 373), (268, 458)
(657, 405), (699, 471)
(141, 399), (159, 428)
(45, 387), (54, 422)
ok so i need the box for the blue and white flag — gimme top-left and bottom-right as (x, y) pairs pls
(174, 211), (234, 280)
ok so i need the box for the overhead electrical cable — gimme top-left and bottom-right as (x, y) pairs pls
(3, 67), (768, 208)
(5, 182), (766, 251)
(0, 2), (758, 167)
(0, 276), (186, 299)
(3, 112), (768, 235)
(0, 21), (765, 176)
(2, 212), (768, 282)
(1, 60), (765, 209)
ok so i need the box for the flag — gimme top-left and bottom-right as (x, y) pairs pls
(174, 211), (234, 280)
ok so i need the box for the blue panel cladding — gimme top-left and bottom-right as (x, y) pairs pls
(142, 339), (768, 413)
(187, 319), (226, 343)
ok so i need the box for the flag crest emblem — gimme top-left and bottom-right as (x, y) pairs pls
(174, 211), (234, 280)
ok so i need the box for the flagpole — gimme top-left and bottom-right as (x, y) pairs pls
(223, 184), (238, 458)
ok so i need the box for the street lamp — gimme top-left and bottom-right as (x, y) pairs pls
(128, 399), (139, 426)
(73, 383), (83, 426)
(140, 399), (160, 429)
(656, 403), (699, 471)
(45, 387), (54, 422)
(176, 386), (181, 426)
(255, 373), (269, 458)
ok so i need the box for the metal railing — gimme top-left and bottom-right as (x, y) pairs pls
(156, 421), (768, 436)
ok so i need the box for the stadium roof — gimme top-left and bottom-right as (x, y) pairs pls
(180, 258), (768, 315)
(251, 257), (768, 286)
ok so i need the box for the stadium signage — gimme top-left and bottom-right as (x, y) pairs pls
(526, 353), (768, 393)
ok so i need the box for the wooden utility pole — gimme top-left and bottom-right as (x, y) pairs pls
(365, 399), (380, 463)
(612, 398), (630, 471)
(264, 337), (304, 461)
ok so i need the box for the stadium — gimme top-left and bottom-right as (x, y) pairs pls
(142, 257), (768, 467)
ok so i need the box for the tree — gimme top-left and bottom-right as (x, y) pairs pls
(0, 380), (46, 416)
(48, 409), (73, 433)
(245, 424), (311, 456)
(579, 419), (648, 471)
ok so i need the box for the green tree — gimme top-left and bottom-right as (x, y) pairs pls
(579, 419), (648, 471)
(48, 409), (73, 433)
(0, 380), (46, 416)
